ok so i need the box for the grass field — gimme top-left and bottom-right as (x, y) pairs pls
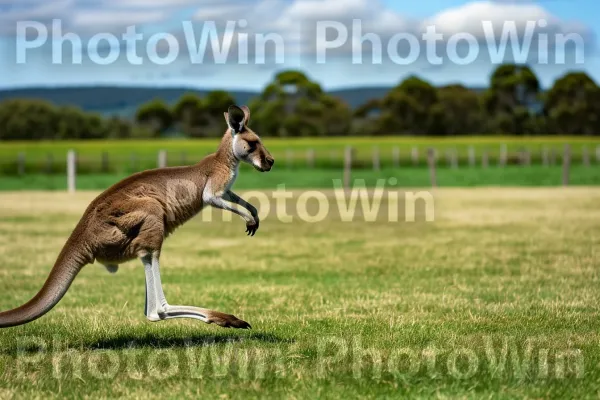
(1, 136), (599, 175)
(1, 165), (599, 191)
(0, 188), (599, 398)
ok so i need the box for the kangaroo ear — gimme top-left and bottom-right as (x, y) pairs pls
(239, 105), (251, 125)
(225, 105), (246, 135)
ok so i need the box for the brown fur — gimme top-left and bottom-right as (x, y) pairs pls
(0, 105), (273, 328)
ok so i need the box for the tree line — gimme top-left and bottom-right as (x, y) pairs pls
(0, 100), (148, 141)
(1, 64), (599, 141)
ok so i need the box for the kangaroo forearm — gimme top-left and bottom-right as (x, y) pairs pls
(209, 197), (255, 223)
(224, 190), (258, 218)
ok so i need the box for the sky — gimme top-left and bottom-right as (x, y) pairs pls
(0, 0), (598, 90)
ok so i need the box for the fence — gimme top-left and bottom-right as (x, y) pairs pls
(2, 144), (599, 191)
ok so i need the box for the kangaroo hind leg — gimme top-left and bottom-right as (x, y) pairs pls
(140, 252), (250, 329)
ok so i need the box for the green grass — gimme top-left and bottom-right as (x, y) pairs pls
(1, 165), (599, 191)
(0, 188), (599, 398)
(1, 136), (599, 175)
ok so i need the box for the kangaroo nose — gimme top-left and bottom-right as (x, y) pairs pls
(267, 157), (275, 166)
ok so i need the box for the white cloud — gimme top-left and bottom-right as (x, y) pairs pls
(0, 0), (595, 88)
(101, 0), (208, 8)
(71, 10), (166, 30)
(2, 0), (591, 47)
(184, 0), (592, 61)
(70, 10), (164, 33)
(422, 1), (590, 38)
(0, 0), (73, 21)
(274, 0), (414, 32)
(193, 4), (252, 21)
(280, 0), (371, 21)
(0, 0), (74, 35)
(0, 0), (217, 36)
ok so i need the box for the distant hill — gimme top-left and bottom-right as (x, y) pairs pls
(329, 87), (394, 108)
(0, 85), (485, 119)
(0, 87), (260, 119)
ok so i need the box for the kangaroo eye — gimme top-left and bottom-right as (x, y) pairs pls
(247, 141), (257, 151)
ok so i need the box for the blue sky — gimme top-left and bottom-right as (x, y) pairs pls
(0, 0), (597, 90)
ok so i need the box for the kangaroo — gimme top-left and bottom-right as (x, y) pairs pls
(0, 105), (274, 329)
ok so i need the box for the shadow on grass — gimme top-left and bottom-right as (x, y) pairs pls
(88, 331), (293, 350)
(2, 331), (294, 355)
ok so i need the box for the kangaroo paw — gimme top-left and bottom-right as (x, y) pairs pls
(204, 310), (252, 329)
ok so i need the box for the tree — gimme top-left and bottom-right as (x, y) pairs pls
(377, 91), (424, 135)
(433, 85), (484, 135)
(56, 106), (110, 140)
(375, 76), (438, 135)
(171, 91), (238, 137)
(250, 70), (352, 137)
(544, 72), (600, 135)
(483, 64), (541, 134)
(354, 99), (381, 119)
(106, 116), (134, 139)
(199, 90), (237, 137)
(56, 106), (87, 139)
(0, 99), (60, 140)
(172, 93), (205, 137)
(0, 99), (138, 140)
(203, 90), (236, 116)
(486, 64), (540, 112)
(136, 99), (172, 136)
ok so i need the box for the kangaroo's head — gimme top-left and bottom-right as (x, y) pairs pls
(224, 105), (274, 172)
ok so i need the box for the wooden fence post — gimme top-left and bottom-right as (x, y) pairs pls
(392, 147), (400, 168)
(520, 148), (531, 166)
(411, 146), (419, 166)
(307, 149), (315, 168)
(468, 146), (476, 167)
(482, 149), (489, 168)
(596, 145), (600, 164)
(499, 144), (507, 167)
(67, 150), (76, 193)
(372, 146), (380, 171)
(17, 153), (25, 176)
(451, 148), (458, 169)
(562, 144), (571, 186)
(158, 150), (167, 168)
(542, 146), (549, 166)
(343, 146), (353, 191)
(427, 148), (437, 187)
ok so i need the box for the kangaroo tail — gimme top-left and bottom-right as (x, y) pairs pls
(0, 243), (88, 328)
